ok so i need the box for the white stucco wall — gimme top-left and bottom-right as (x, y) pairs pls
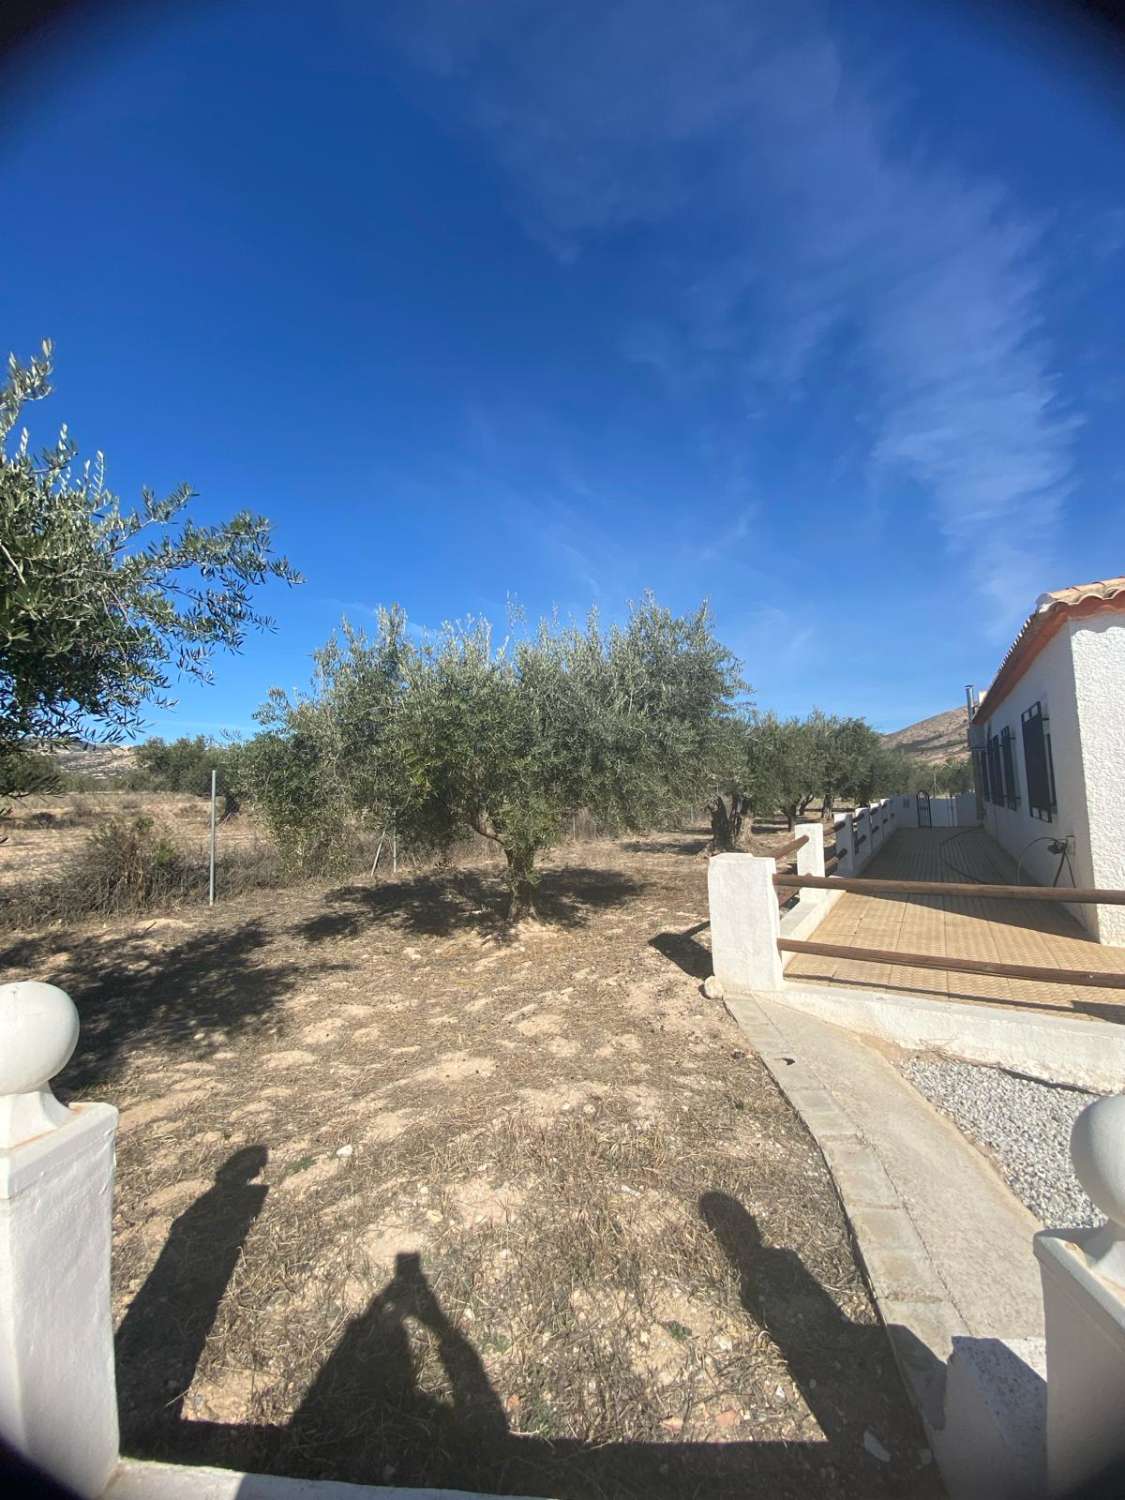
(0, 1104), (120, 1497)
(835, 799), (897, 875)
(979, 624), (1096, 934)
(1070, 614), (1125, 943)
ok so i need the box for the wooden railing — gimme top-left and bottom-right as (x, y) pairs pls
(775, 874), (1125, 991)
(773, 874), (1125, 904)
(772, 833), (809, 862)
(772, 832), (810, 911)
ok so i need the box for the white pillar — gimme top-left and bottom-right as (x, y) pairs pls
(1034, 1094), (1125, 1498)
(707, 853), (783, 994)
(853, 807), (871, 872)
(795, 822), (826, 906)
(796, 821), (825, 879)
(835, 815), (853, 875)
(0, 981), (119, 1498)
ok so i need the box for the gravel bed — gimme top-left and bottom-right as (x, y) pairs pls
(904, 1056), (1102, 1228)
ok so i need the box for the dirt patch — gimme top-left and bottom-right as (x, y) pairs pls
(264, 1050), (317, 1071)
(409, 1051), (497, 1085)
(5, 830), (937, 1498)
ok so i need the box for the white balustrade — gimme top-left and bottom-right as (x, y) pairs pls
(1035, 1095), (1125, 1497)
(0, 980), (120, 1497)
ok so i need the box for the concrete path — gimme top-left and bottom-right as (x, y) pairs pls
(726, 992), (1045, 1431)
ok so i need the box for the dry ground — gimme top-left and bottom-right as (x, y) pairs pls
(0, 791), (271, 889)
(1, 830), (938, 1499)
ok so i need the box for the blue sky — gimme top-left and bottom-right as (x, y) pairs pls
(5, 0), (1125, 736)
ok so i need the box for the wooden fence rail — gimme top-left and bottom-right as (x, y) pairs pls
(772, 833), (809, 862)
(777, 937), (1125, 991)
(772, 874), (1125, 905)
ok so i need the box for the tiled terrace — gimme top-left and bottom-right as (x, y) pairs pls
(784, 826), (1125, 1020)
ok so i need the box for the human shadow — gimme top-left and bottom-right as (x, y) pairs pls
(293, 865), (642, 945)
(115, 1147), (269, 1457)
(699, 1192), (903, 1458)
(274, 1251), (509, 1485)
(0, 919), (344, 1092)
(118, 1180), (936, 1497)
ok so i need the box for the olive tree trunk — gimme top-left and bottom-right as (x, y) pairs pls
(710, 793), (750, 852)
(503, 845), (538, 922)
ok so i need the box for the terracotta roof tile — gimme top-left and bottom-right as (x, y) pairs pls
(973, 576), (1125, 723)
(1035, 576), (1125, 610)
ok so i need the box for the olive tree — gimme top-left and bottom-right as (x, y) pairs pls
(236, 609), (415, 872)
(712, 711), (905, 837)
(933, 756), (973, 794)
(818, 715), (887, 814)
(0, 341), (300, 753)
(249, 596), (741, 919)
(738, 712), (827, 831)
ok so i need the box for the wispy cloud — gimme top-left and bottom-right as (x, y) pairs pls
(317, 596), (381, 620)
(388, 0), (1079, 633)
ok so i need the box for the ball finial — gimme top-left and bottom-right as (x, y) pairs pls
(0, 980), (79, 1147)
(1070, 1094), (1125, 1288)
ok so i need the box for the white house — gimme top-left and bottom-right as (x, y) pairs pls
(970, 576), (1125, 944)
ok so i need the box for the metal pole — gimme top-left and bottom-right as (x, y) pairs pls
(208, 769), (217, 906)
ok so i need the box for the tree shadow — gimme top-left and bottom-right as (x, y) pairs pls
(618, 835), (710, 856)
(113, 1176), (937, 1498)
(0, 919), (346, 1092)
(751, 818), (791, 835)
(292, 865), (643, 945)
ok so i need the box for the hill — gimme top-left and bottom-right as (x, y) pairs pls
(45, 741), (138, 783)
(882, 707), (969, 764)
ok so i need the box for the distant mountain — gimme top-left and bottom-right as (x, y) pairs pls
(882, 707), (969, 764)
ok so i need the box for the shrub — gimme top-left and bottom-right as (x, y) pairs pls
(74, 816), (193, 911)
(0, 747), (62, 796)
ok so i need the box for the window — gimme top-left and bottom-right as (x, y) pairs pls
(987, 733), (1004, 806)
(975, 746), (991, 803)
(1000, 725), (1019, 810)
(1021, 702), (1057, 821)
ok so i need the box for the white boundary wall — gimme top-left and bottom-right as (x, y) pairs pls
(834, 794), (977, 876)
(771, 982), (1125, 1093)
(834, 798), (896, 875)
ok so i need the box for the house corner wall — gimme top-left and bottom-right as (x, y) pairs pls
(978, 626), (1096, 934)
(1070, 615), (1125, 944)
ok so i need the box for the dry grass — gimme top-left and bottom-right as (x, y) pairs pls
(2, 829), (936, 1498)
(0, 792), (260, 889)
